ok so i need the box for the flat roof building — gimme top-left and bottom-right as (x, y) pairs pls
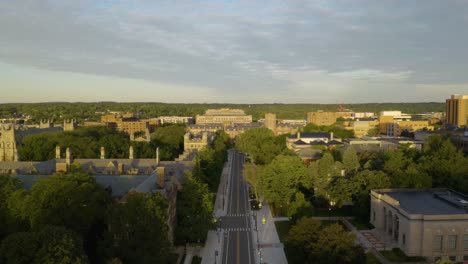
(371, 188), (468, 262)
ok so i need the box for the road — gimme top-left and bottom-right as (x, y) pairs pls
(220, 151), (255, 264)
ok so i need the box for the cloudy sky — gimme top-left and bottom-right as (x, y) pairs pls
(1, 0), (467, 103)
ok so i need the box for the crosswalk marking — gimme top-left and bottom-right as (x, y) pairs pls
(225, 213), (248, 217)
(220, 227), (251, 232)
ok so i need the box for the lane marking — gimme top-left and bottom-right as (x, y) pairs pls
(224, 231), (230, 264)
(236, 231), (240, 264)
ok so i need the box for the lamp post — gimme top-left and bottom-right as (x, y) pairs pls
(329, 200), (336, 219)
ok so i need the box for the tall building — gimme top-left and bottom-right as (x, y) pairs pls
(446, 94), (468, 127)
(264, 113), (277, 131)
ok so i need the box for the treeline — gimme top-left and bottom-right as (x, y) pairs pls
(0, 173), (173, 263)
(0, 102), (444, 122)
(175, 131), (231, 245)
(19, 125), (186, 161)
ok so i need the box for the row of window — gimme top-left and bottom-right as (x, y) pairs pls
(433, 234), (468, 250)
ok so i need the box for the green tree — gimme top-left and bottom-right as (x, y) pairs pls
(105, 192), (171, 264)
(342, 147), (360, 175)
(175, 173), (214, 244)
(152, 125), (186, 160)
(312, 224), (364, 264)
(258, 155), (308, 215)
(0, 176), (23, 237)
(0, 226), (89, 264)
(285, 217), (321, 262)
(235, 127), (284, 165)
(243, 163), (263, 201)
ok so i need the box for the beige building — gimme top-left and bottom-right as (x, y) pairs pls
(344, 120), (379, 138)
(370, 189), (468, 262)
(264, 113), (304, 135)
(306, 111), (353, 126)
(446, 94), (468, 127)
(195, 108), (252, 126)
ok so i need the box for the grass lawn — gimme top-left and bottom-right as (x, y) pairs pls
(310, 206), (354, 217)
(380, 248), (425, 262)
(365, 252), (381, 264)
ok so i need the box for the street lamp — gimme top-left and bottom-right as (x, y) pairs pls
(329, 200), (336, 218)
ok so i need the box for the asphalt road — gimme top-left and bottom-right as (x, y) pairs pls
(220, 151), (255, 264)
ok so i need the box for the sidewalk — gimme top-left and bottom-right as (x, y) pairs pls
(200, 150), (233, 264)
(251, 203), (288, 264)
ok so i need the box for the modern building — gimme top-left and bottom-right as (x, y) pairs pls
(157, 116), (194, 125)
(446, 94), (468, 127)
(195, 108), (252, 126)
(344, 120), (379, 138)
(370, 189), (468, 262)
(286, 132), (334, 149)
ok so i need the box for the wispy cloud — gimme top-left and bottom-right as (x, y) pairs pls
(0, 0), (467, 103)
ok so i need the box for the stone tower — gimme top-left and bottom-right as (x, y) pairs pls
(55, 146), (61, 159)
(0, 124), (17, 161)
(100, 146), (105, 159)
(63, 119), (77, 131)
(265, 113), (277, 132)
(39, 119), (53, 129)
(129, 145), (134, 160)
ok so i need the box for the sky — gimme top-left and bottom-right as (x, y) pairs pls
(0, 0), (467, 104)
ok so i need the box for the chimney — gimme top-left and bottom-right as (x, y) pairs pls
(156, 147), (160, 165)
(297, 132), (300, 139)
(66, 147), (72, 165)
(156, 167), (165, 189)
(330, 132), (334, 141)
(129, 145), (134, 160)
(55, 146), (61, 159)
(100, 146), (105, 159)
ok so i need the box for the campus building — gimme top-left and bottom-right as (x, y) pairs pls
(195, 108), (252, 126)
(446, 94), (468, 127)
(306, 111), (353, 126)
(370, 189), (468, 262)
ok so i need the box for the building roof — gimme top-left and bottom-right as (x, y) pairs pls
(328, 140), (344, 146)
(296, 148), (322, 159)
(310, 140), (327, 146)
(293, 140), (308, 145)
(375, 189), (468, 215)
(13, 174), (152, 197)
(288, 132), (330, 139)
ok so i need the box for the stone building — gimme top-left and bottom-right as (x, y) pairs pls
(370, 189), (468, 262)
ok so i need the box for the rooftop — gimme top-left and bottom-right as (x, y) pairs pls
(374, 189), (468, 215)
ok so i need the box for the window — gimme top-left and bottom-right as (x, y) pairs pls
(433, 235), (443, 250)
(402, 234), (406, 245)
(464, 234), (468, 250)
(372, 210), (376, 222)
(449, 256), (456, 262)
(464, 255), (468, 261)
(447, 235), (457, 250)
